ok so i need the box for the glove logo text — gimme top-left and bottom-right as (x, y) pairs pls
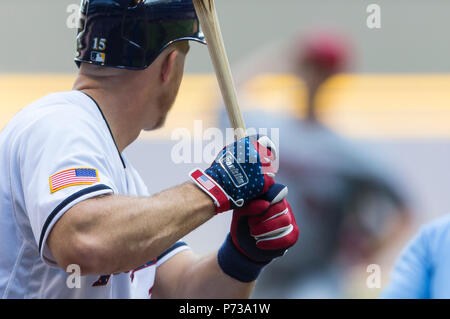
(219, 151), (249, 188)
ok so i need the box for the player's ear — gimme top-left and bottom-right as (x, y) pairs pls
(160, 49), (179, 83)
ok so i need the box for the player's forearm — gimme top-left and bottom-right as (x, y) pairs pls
(49, 182), (215, 275)
(173, 253), (255, 299)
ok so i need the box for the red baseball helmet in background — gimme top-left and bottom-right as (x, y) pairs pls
(298, 30), (352, 73)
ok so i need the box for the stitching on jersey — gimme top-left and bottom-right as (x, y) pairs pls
(24, 251), (42, 299)
(2, 242), (25, 299)
(4, 139), (28, 299)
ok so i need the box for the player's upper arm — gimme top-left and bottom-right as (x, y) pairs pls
(17, 107), (117, 266)
(152, 244), (197, 299)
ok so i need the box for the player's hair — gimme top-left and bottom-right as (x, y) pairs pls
(172, 41), (190, 55)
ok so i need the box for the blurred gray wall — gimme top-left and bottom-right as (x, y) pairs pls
(1, 0), (449, 73)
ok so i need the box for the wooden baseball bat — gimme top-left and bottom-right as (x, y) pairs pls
(193, 0), (247, 140)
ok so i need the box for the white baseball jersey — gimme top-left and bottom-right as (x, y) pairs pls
(0, 90), (189, 299)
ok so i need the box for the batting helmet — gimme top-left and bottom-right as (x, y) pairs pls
(298, 31), (350, 73)
(75, 0), (206, 70)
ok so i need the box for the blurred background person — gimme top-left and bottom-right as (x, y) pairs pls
(381, 213), (450, 299)
(220, 30), (412, 298)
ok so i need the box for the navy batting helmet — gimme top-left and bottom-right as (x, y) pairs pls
(75, 0), (206, 69)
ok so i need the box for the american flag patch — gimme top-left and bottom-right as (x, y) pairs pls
(49, 168), (99, 193)
(197, 175), (215, 191)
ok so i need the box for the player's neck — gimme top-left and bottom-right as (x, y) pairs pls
(73, 78), (146, 152)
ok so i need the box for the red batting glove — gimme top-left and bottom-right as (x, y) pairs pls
(232, 184), (299, 263)
(218, 183), (299, 282)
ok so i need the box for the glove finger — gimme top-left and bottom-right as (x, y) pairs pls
(262, 174), (275, 193)
(234, 199), (271, 217)
(250, 137), (277, 177)
(248, 200), (288, 224)
(256, 224), (299, 250)
(259, 153), (276, 177)
(256, 135), (278, 161)
(262, 183), (288, 204)
(250, 213), (292, 238)
(249, 200), (291, 238)
(249, 208), (292, 240)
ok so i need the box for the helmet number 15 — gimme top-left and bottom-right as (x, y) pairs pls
(93, 38), (107, 51)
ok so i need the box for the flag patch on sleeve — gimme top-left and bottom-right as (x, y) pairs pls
(49, 168), (99, 193)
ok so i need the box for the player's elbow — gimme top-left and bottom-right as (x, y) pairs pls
(50, 230), (111, 275)
(47, 204), (116, 275)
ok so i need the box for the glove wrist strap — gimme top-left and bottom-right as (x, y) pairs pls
(218, 234), (268, 283)
(189, 169), (231, 214)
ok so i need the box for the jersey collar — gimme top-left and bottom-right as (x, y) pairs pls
(79, 91), (127, 169)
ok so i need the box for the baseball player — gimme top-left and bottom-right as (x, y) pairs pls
(0, 0), (298, 299)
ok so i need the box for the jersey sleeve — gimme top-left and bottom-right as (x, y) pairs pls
(380, 225), (432, 299)
(19, 109), (118, 266)
(156, 241), (191, 267)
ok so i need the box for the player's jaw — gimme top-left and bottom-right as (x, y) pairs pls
(143, 45), (188, 131)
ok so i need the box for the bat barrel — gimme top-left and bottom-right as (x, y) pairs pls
(193, 0), (247, 140)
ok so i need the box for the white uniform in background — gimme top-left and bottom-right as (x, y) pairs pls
(0, 90), (188, 299)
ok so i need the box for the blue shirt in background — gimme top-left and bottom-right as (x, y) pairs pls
(381, 214), (450, 299)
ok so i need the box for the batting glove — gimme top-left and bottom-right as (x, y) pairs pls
(190, 135), (277, 214)
(218, 183), (299, 282)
